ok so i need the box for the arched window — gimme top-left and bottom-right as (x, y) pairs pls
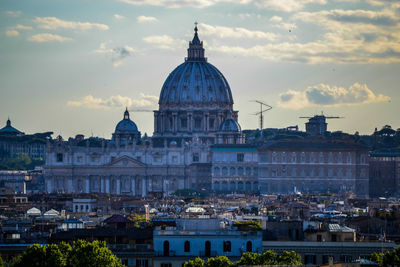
(213, 167), (220, 176)
(230, 167), (236, 175)
(222, 167), (228, 176)
(184, 240), (190, 252)
(245, 167), (251, 176)
(238, 181), (244, 191)
(163, 241), (169, 256)
(245, 181), (251, 191)
(229, 181), (236, 191)
(238, 167), (244, 175)
(246, 241), (252, 252)
(253, 182), (259, 191)
(223, 241), (231, 252)
(205, 241), (211, 257)
(214, 181), (220, 191)
(222, 181), (228, 191)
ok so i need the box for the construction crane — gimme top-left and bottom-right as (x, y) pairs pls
(251, 100), (272, 130)
(128, 109), (154, 113)
(299, 112), (343, 135)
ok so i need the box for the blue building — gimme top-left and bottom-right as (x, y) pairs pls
(153, 218), (262, 267)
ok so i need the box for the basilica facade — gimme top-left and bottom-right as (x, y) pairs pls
(44, 26), (246, 196)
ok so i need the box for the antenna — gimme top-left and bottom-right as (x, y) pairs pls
(251, 100), (272, 130)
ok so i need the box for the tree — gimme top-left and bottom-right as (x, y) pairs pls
(0, 254), (5, 267)
(278, 251), (302, 265)
(10, 240), (123, 267)
(233, 221), (262, 231)
(184, 257), (205, 267)
(370, 252), (384, 266)
(206, 256), (233, 267)
(11, 244), (47, 267)
(237, 252), (262, 266)
(127, 213), (151, 228)
(67, 240), (123, 267)
(260, 250), (278, 265)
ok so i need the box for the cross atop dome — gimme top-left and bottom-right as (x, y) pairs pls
(186, 23), (206, 62)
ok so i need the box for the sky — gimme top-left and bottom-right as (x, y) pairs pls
(1, 0), (399, 138)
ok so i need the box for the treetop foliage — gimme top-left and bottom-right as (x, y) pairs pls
(9, 240), (123, 267)
(184, 250), (302, 267)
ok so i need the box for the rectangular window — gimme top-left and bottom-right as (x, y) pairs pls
(209, 118), (215, 129)
(194, 118), (201, 129)
(237, 153), (244, 162)
(181, 118), (187, 128)
(161, 264), (171, 267)
(193, 153), (199, 162)
(137, 259), (149, 267)
(260, 153), (268, 162)
(56, 153), (63, 162)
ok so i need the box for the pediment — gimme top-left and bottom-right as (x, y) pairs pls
(106, 155), (146, 167)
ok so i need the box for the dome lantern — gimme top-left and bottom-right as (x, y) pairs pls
(186, 22), (206, 62)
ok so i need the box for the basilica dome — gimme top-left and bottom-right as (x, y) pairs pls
(158, 26), (233, 106)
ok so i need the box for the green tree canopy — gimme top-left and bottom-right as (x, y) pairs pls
(278, 251), (302, 265)
(184, 257), (205, 267)
(10, 240), (123, 267)
(206, 256), (233, 267)
(0, 254), (5, 267)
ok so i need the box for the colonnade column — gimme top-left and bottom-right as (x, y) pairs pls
(173, 112), (178, 133)
(46, 178), (52, 193)
(188, 112), (193, 132)
(67, 177), (73, 193)
(85, 176), (90, 193)
(154, 112), (158, 133)
(100, 177), (105, 193)
(142, 177), (147, 197)
(116, 178), (121, 194)
(105, 178), (110, 194)
(131, 177), (136, 196)
(161, 112), (165, 133)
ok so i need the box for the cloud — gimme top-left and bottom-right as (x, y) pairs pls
(6, 30), (19, 37)
(143, 35), (185, 50)
(269, 16), (283, 22)
(94, 42), (135, 67)
(254, 0), (326, 12)
(137, 15), (158, 23)
(14, 24), (33, 30)
(238, 13), (262, 19)
(67, 93), (158, 109)
(118, 0), (325, 11)
(28, 33), (72, 43)
(5, 11), (21, 17)
(34, 17), (109, 31)
(114, 14), (125, 19)
(199, 23), (276, 41)
(295, 9), (399, 26)
(278, 83), (391, 109)
(118, 0), (218, 8)
(209, 6), (400, 64)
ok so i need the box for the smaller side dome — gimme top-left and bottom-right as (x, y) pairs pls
(115, 108), (138, 133)
(112, 108), (141, 144)
(220, 119), (241, 132)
